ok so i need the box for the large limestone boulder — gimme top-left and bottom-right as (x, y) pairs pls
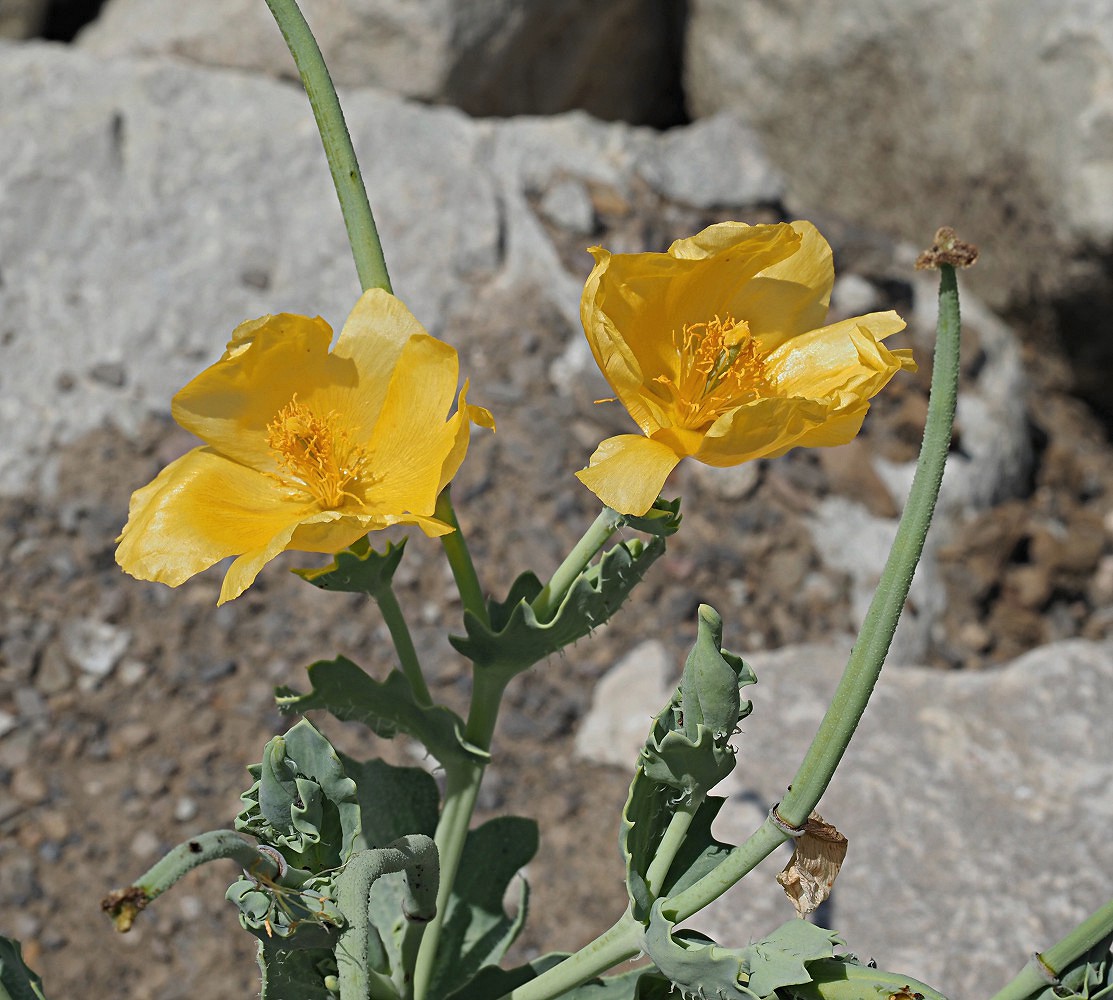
(684, 0), (1113, 319)
(577, 638), (1113, 999)
(77, 0), (685, 125)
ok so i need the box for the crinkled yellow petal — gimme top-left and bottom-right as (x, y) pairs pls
(364, 334), (463, 517)
(766, 311), (909, 400)
(324, 288), (430, 438)
(694, 396), (830, 467)
(172, 314), (345, 469)
(116, 446), (318, 588)
(575, 434), (682, 516)
(737, 221), (835, 351)
(438, 380), (495, 493)
(766, 404), (871, 456)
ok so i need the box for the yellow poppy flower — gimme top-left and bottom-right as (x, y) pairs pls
(116, 288), (493, 604)
(576, 220), (917, 515)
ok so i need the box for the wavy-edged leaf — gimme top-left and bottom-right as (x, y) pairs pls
(276, 657), (486, 768)
(785, 957), (950, 1000)
(427, 816), (539, 1000)
(0, 936), (47, 1000)
(622, 496), (682, 537)
(294, 538), (406, 597)
(645, 905), (844, 1000)
(622, 609), (755, 918)
(449, 536), (666, 681)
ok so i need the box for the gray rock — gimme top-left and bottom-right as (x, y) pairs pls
(577, 638), (1113, 998)
(60, 619), (131, 678)
(684, 0), (1113, 313)
(574, 639), (676, 766)
(77, 0), (684, 125)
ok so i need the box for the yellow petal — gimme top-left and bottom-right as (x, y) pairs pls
(365, 334), (463, 516)
(767, 311), (908, 400)
(767, 404), (871, 455)
(326, 288), (430, 437)
(575, 434), (682, 515)
(116, 447), (318, 588)
(438, 381), (494, 494)
(172, 313), (345, 469)
(694, 396), (829, 467)
(737, 220), (835, 351)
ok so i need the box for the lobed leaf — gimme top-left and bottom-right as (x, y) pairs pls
(276, 657), (486, 768)
(449, 536), (667, 682)
(293, 538), (406, 597)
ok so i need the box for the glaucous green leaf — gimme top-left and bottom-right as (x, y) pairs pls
(293, 538), (406, 597)
(426, 816), (539, 1000)
(276, 658), (486, 769)
(449, 536), (666, 681)
(257, 940), (338, 1000)
(0, 936), (47, 1000)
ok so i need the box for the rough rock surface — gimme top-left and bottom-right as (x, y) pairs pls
(77, 0), (686, 125)
(684, 1), (1113, 317)
(0, 40), (1112, 999)
(578, 639), (1113, 999)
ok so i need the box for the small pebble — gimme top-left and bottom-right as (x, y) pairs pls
(130, 829), (162, 859)
(174, 796), (198, 823)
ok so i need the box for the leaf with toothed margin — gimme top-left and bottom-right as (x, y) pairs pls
(292, 538), (406, 597)
(449, 535), (667, 682)
(621, 607), (755, 920)
(645, 903), (845, 1000)
(621, 496), (682, 537)
(275, 658), (487, 769)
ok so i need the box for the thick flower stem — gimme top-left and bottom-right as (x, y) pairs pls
(263, 0), (392, 294)
(377, 586), (432, 707)
(531, 506), (623, 621)
(642, 793), (704, 900)
(664, 264), (962, 925)
(436, 487), (490, 629)
(412, 667), (507, 1000)
(501, 909), (644, 1000)
(988, 896), (1113, 1000)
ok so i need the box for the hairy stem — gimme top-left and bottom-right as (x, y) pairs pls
(665, 264), (962, 924)
(263, 0), (391, 293)
(531, 506), (623, 621)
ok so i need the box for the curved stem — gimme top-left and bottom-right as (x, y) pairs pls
(101, 830), (280, 932)
(531, 506), (623, 621)
(436, 487), (489, 628)
(377, 586), (432, 707)
(263, 0), (392, 293)
(665, 264), (962, 924)
(336, 836), (440, 1000)
(989, 896), (1113, 1000)
(501, 909), (644, 1000)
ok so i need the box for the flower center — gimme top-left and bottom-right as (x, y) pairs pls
(266, 395), (369, 508)
(656, 315), (774, 429)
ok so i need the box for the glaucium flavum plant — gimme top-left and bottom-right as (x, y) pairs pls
(5, 2), (1113, 999)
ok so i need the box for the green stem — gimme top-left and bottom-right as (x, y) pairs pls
(413, 667), (507, 1000)
(101, 830), (281, 932)
(436, 487), (489, 628)
(502, 909), (644, 1000)
(665, 264), (962, 924)
(263, 0), (391, 293)
(378, 586), (432, 707)
(531, 506), (623, 621)
(642, 794), (704, 899)
(335, 837), (440, 1000)
(989, 896), (1113, 1000)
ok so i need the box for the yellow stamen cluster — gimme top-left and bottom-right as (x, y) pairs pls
(266, 396), (369, 508)
(657, 315), (773, 429)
